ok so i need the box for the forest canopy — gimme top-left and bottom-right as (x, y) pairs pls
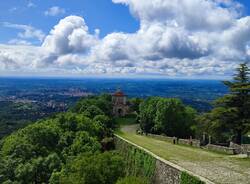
(0, 94), (142, 184)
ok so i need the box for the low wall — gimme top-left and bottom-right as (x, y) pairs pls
(242, 144), (250, 154)
(229, 142), (250, 154)
(178, 138), (201, 148)
(115, 134), (214, 184)
(147, 133), (201, 148)
(205, 144), (236, 155)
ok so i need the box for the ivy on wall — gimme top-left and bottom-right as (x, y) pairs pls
(180, 172), (205, 184)
(115, 137), (156, 181)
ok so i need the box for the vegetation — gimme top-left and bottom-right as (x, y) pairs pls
(0, 112), (104, 183)
(118, 125), (250, 184)
(0, 101), (54, 138)
(50, 152), (125, 184)
(72, 94), (113, 116)
(0, 95), (147, 184)
(1, 63), (249, 183)
(116, 176), (149, 184)
(196, 63), (250, 144)
(129, 98), (144, 113)
(115, 137), (156, 182)
(139, 97), (197, 138)
(180, 172), (205, 184)
(115, 114), (137, 126)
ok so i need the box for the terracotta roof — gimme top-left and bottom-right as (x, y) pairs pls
(113, 90), (126, 97)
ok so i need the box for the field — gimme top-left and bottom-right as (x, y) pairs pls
(118, 124), (250, 184)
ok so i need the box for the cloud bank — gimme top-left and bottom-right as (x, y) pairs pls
(1, 0), (250, 77)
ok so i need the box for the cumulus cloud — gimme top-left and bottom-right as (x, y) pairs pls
(112, 0), (240, 31)
(42, 16), (99, 55)
(1, 0), (250, 77)
(45, 6), (65, 16)
(0, 44), (44, 73)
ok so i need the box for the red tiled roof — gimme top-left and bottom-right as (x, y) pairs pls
(113, 91), (125, 97)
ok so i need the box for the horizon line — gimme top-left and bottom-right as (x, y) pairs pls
(0, 74), (231, 81)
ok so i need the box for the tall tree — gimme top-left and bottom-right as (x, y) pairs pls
(215, 63), (250, 144)
(139, 97), (197, 138)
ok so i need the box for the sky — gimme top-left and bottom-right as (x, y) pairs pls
(0, 0), (250, 78)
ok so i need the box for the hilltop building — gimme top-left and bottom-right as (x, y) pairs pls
(112, 89), (129, 117)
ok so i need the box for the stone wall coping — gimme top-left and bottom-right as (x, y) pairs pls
(115, 134), (215, 184)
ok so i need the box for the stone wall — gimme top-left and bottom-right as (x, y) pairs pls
(205, 144), (236, 155)
(153, 159), (181, 184)
(147, 133), (201, 148)
(178, 138), (201, 148)
(230, 142), (250, 154)
(115, 135), (214, 184)
(242, 144), (250, 154)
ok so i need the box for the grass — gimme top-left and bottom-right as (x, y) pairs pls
(114, 114), (137, 126)
(118, 125), (250, 184)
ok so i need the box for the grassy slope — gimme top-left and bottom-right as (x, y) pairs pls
(117, 124), (250, 184)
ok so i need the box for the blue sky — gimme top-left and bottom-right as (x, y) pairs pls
(0, 0), (250, 78)
(0, 0), (139, 44)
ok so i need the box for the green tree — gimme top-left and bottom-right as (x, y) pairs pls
(69, 131), (101, 155)
(83, 105), (105, 118)
(199, 63), (250, 144)
(51, 152), (125, 184)
(222, 63), (250, 144)
(72, 94), (112, 116)
(139, 97), (197, 138)
(139, 97), (160, 133)
(0, 94), (123, 184)
(129, 98), (143, 113)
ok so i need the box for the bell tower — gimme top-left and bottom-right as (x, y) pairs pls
(112, 89), (129, 117)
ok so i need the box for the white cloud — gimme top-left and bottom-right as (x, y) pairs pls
(2, 22), (45, 42)
(8, 39), (32, 46)
(1, 0), (250, 77)
(0, 44), (44, 73)
(42, 16), (99, 55)
(45, 6), (65, 16)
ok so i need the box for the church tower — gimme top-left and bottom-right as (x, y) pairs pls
(112, 89), (129, 117)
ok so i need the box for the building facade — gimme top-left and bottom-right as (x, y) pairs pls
(112, 89), (129, 117)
